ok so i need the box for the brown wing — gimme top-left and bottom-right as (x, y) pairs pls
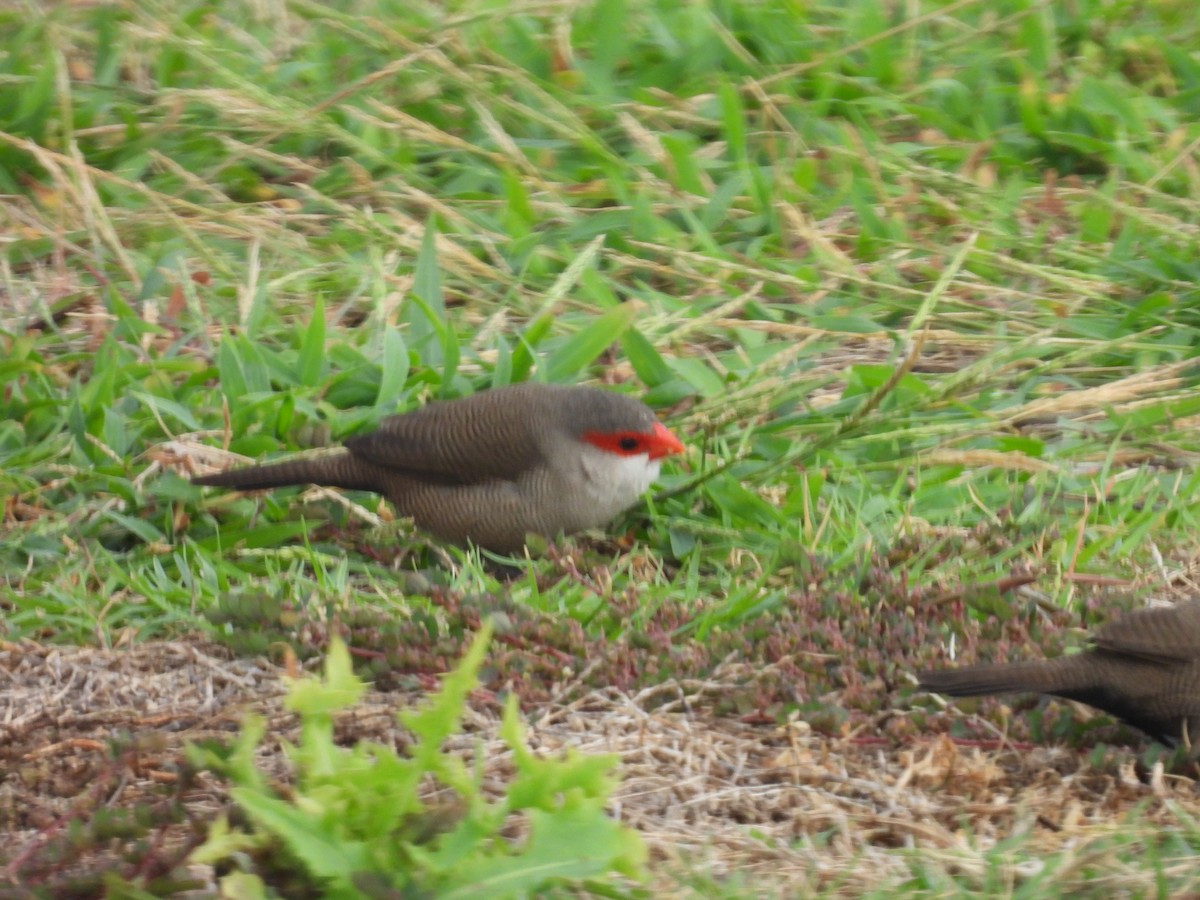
(1091, 603), (1200, 664)
(343, 385), (553, 485)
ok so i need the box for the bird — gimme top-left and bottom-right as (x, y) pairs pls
(192, 383), (685, 553)
(917, 602), (1200, 748)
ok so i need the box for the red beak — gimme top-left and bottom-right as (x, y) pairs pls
(648, 421), (685, 460)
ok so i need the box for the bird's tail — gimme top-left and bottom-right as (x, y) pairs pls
(918, 657), (1082, 698)
(192, 452), (382, 494)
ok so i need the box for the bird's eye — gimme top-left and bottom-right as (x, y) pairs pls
(618, 436), (640, 452)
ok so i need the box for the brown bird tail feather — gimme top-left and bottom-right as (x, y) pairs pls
(918, 659), (1077, 698)
(192, 453), (382, 494)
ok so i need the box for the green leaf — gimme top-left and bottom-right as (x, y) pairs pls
(104, 510), (165, 544)
(231, 787), (374, 883)
(719, 79), (748, 165)
(211, 340), (244, 402)
(501, 696), (620, 811)
(296, 297), (326, 387)
(193, 521), (315, 552)
(187, 815), (265, 866)
(408, 293), (460, 392)
(661, 133), (704, 195)
(664, 356), (725, 397)
(243, 282), (272, 338)
(809, 315), (888, 334)
(217, 336), (272, 402)
(543, 304), (638, 383)
(408, 218), (447, 365)
(101, 407), (131, 456)
(376, 326), (409, 409)
(16, 47), (56, 127)
(490, 335), (513, 387)
(586, 0), (627, 83)
(186, 714), (269, 790)
(704, 476), (786, 528)
(286, 637), (367, 716)
(620, 327), (673, 387)
(400, 624), (493, 781)
(512, 313), (553, 384)
(440, 803), (646, 898)
(130, 391), (202, 431)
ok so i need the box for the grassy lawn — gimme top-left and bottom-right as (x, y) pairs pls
(5, 0), (1200, 894)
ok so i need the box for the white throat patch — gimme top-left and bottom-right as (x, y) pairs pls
(575, 443), (662, 523)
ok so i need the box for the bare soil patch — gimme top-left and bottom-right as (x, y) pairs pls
(4, 637), (1200, 895)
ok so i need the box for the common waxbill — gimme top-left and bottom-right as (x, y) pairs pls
(918, 602), (1200, 747)
(192, 383), (684, 553)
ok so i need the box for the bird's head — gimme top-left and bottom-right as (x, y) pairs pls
(487, 383), (686, 531)
(559, 392), (684, 513)
(564, 386), (684, 467)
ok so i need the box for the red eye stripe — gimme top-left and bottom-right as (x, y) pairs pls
(584, 422), (684, 460)
(583, 430), (650, 457)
